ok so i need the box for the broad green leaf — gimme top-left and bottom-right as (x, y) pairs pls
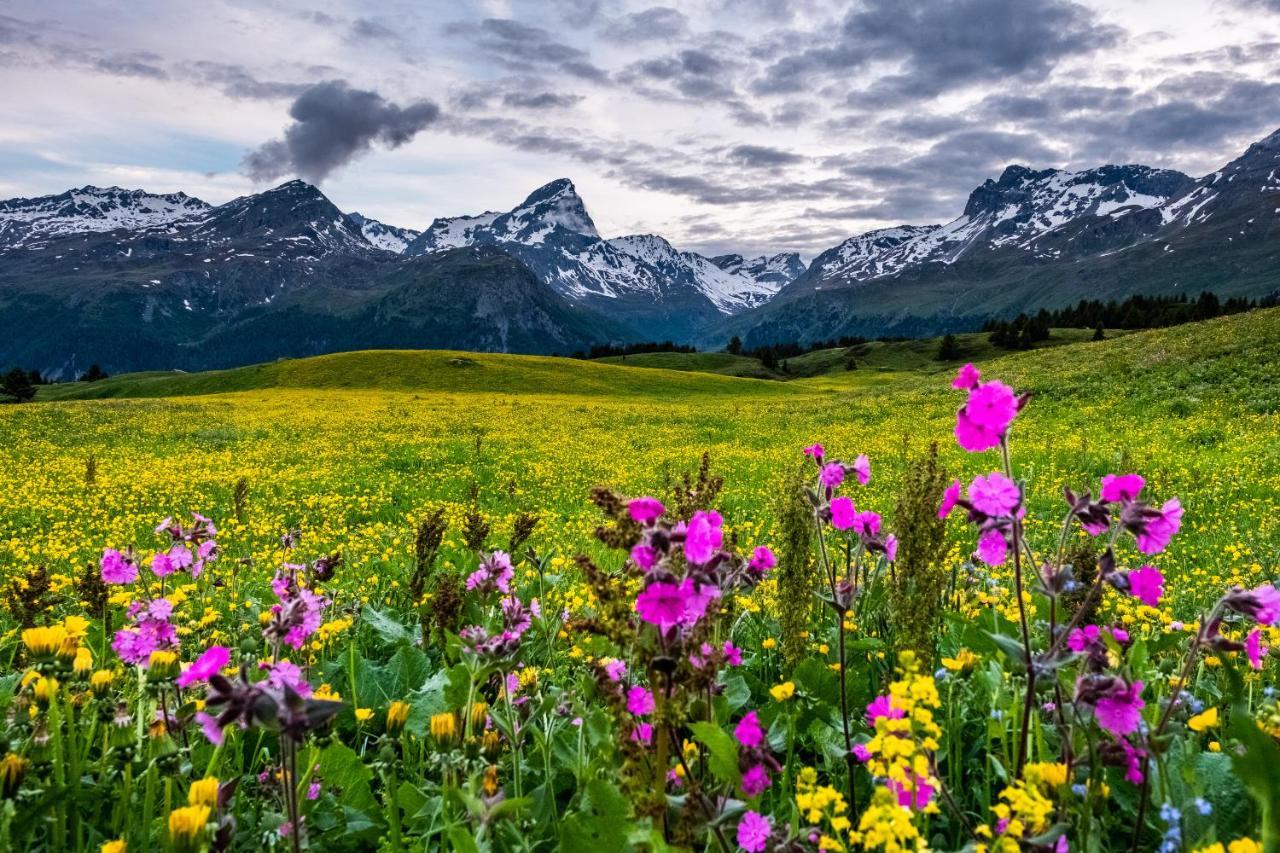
(690, 721), (742, 792)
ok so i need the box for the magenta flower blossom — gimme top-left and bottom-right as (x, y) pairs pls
(1246, 629), (1267, 670)
(1101, 473), (1145, 503)
(1094, 680), (1145, 736)
(952, 363), (981, 389)
(1119, 737), (1145, 784)
(195, 711), (225, 745)
(852, 511), (881, 537)
(684, 510), (724, 564)
(968, 472), (1021, 517)
(955, 380), (1019, 452)
(100, 549), (138, 584)
(1068, 625), (1101, 653)
(852, 743), (872, 762)
(803, 443), (825, 461)
(885, 535), (898, 562)
(628, 496), (665, 523)
(626, 686), (655, 716)
(820, 462), (845, 488)
(723, 641), (743, 666)
(741, 764), (771, 797)
(1135, 499), (1182, 554)
(734, 711), (764, 748)
(466, 551), (514, 594)
(938, 480), (962, 519)
(150, 550), (179, 578)
(631, 544), (658, 570)
(604, 659), (627, 682)
(975, 528), (1008, 566)
(865, 695), (905, 725)
(888, 775), (936, 810)
(176, 645), (230, 688)
(630, 723), (653, 745)
(830, 496), (856, 530)
(307, 782), (322, 800)
(1226, 584), (1280, 625)
(262, 659), (312, 697)
(1127, 566), (1164, 607)
(749, 546), (776, 574)
(737, 811), (772, 853)
(853, 454), (871, 485)
(635, 578), (716, 631)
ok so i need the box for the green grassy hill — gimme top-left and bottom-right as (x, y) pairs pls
(35, 348), (802, 402)
(593, 351), (774, 378)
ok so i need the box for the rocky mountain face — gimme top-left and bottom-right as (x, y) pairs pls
(0, 186), (210, 249)
(405, 179), (798, 337)
(346, 212), (420, 254)
(722, 130), (1280, 347)
(0, 181), (625, 376)
(4, 127), (1280, 371)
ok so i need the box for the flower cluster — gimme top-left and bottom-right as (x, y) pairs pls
(855, 651), (942, 813)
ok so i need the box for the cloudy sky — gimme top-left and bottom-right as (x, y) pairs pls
(2, 0), (1279, 257)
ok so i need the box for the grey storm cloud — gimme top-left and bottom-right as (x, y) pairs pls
(502, 91), (583, 109)
(600, 7), (688, 42)
(448, 18), (609, 81)
(242, 81), (441, 184)
(727, 144), (804, 168)
(754, 0), (1123, 96)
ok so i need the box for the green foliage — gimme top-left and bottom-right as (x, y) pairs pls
(773, 462), (814, 669)
(887, 443), (951, 667)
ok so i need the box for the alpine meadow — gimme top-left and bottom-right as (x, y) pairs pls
(4, 2), (1280, 852)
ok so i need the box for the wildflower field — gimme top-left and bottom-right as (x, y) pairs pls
(2, 309), (1280, 852)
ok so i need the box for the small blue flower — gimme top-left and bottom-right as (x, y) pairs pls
(1193, 797), (1212, 816)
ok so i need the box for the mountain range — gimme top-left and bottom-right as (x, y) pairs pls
(3, 128), (1279, 375)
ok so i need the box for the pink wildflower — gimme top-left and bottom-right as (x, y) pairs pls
(741, 764), (771, 797)
(749, 546), (776, 574)
(885, 535), (898, 562)
(1095, 680), (1145, 736)
(865, 695), (905, 725)
(1135, 499), (1182, 554)
(630, 723), (653, 745)
(176, 645), (230, 688)
(684, 510), (724, 564)
(975, 528), (1008, 566)
(803, 443), (825, 461)
(631, 544), (658, 570)
(628, 497), (665, 523)
(952, 363), (981, 389)
(820, 462), (845, 488)
(853, 454), (871, 485)
(626, 686), (655, 716)
(737, 811), (772, 853)
(968, 472), (1020, 517)
(830, 496), (856, 530)
(100, 549), (137, 584)
(1246, 629), (1267, 670)
(938, 480), (962, 519)
(195, 711), (225, 746)
(1127, 566), (1164, 607)
(734, 711), (764, 748)
(1100, 473), (1144, 503)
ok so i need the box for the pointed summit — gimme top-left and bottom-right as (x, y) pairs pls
(510, 178), (598, 239)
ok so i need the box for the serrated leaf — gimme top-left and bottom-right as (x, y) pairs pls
(362, 607), (416, 647)
(690, 721), (742, 792)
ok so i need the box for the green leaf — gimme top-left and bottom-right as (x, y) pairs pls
(559, 779), (631, 853)
(405, 670), (453, 736)
(984, 630), (1029, 670)
(448, 825), (482, 853)
(1229, 704), (1280, 850)
(362, 607), (416, 646)
(690, 721), (742, 792)
(318, 742), (380, 823)
(721, 673), (752, 714)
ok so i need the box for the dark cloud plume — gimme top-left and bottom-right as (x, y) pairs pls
(243, 81), (440, 183)
(754, 0), (1122, 97)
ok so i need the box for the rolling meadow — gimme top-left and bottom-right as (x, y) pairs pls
(2, 309), (1279, 852)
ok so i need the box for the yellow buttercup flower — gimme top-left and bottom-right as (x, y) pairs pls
(0, 753), (30, 797)
(941, 648), (980, 673)
(188, 776), (220, 807)
(355, 707), (374, 723)
(430, 712), (458, 742)
(167, 804), (211, 843)
(770, 681), (796, 702)
(387, 700), (410, 734)
(101, 841), (126, 853)
(1188, 707), (1219, 732)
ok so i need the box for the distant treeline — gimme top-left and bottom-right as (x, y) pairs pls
(574, 341), (698, 359)
(983, 291), (1273, 350)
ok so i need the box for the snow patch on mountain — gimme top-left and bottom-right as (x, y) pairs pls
(0, 185), (210, 248)
(347, 212), (420, 253)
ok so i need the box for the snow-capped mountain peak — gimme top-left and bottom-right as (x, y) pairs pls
(347, 212), (420, 254)
(0, 184), (211, 248)
(405, 181), (802, 325)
